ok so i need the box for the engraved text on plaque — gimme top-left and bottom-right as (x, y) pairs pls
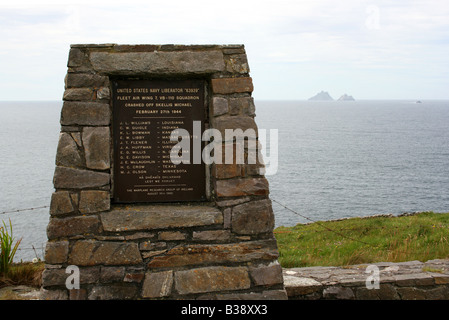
(112, 79), (206, 203)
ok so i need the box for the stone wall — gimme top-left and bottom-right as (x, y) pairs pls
(42, 44), (287, 300)
(284, 259), (449, 300)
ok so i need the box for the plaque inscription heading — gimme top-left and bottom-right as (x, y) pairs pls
(112, 79), (206, 203)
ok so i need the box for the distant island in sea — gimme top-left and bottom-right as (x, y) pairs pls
(308, 91), (355, 101)
(337, 94), (355, 101)
(308, 91), (334, 101)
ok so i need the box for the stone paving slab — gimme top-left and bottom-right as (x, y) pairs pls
(0, 285), (41, 300)
(283, 259), (449, 300)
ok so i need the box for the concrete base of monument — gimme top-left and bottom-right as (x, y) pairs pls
(42, 203), (288, 300)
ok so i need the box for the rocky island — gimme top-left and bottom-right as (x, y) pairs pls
(308, 91), (334, 101)
(338, 94), (355, 101)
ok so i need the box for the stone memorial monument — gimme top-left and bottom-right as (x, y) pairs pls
(42, 44), (287, 300)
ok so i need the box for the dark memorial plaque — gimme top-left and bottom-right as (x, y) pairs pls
(112, 79), (206, 203)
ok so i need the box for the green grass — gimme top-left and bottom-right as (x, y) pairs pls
(274, 211), (449, 268)
(0, 261), (44, 289)
(0, 218), (43, 291)
(0, 219), (22, 275)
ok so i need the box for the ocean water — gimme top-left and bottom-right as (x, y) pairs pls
(1, 100), (449, 261)
(256, 100), (449, 227)
(0, 101), (61, 261)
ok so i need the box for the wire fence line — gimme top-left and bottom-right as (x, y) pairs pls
(271, 198), (377, 248)
(0, 200), (379, 243)
(0, 200), (433, 256)
(0, 205), (49, 215)
(0, 206), (49, 258)
(16, 245), (45, 253)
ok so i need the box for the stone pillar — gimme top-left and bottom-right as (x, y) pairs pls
(42, 44), (287, 300)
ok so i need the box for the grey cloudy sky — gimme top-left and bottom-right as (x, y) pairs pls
(1, 0), (448, 100)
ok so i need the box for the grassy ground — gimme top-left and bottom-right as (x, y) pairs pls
(0, 261), (44, 289)
(274, 211), (449, 268)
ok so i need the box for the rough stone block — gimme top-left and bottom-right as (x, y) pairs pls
(40, 289), (68, 300)
(96, 87), (110, 100)
(113, 44), (160, 52)
(88, 284), (138, 300)
(225, 54), (249, 74)
(42, 268), (68, 288)
(213, 163), (244, 179)
(68, 240), (142, 266)
(323, 286), (355, 300)
(211, 96), (228, 116)
(249, 263), (284, 287)
(101, 205), (222, 232)
(212, 115), (258, 141)
(90, 50), (225, 75)
(79, 267), (101, 284)
(229, 97), (255, 116)
(47, 215), (101, 240)
(125, 232), (156, 241)
(222, 46), (246, 54)
(50, 191), (75, 216)
(424, 286), (449, 300)
(147, 240), (279, 268)
(396, 287), (427, 300)
(215, 290), (288, 300)
(55, 133), (83, 168)
(394, 273), (433, 287)
(215, 177), (269, 198)
(69, 289), (88, 300)
(232, 199), (274, 235)
(192, 230), (231, 241)
(61, 101), (110, 126)
(82, 126), (110, 170)
(142, 250), (167, 259)
(70, 132), (82, 147)
(244, 97), (256, 116)
(158, 231), (186, 241)
(65, 73), (108, 88)
(211, 77), (253, 94)
(63, 88), (94, 101)
(223, 208), (231, 229)
(215, 197), (251, 208)
(100, 266), (125, 283)
(175, 266), (250, 295)
(283, 276), (323, 296)
(356, 284), (400, 300)
(433, 275), (449, 285)
(67, 48), (87, 68)
(70, 193), (79, 207)
(244, 163), (265, 176)
(141, 271), (173, 298)
(139, 241), (167, 251)
(42, 266), (100, 287)
(124, 271), (145, 283)
(53, 166), (110, 189)
(44, 241), (69, 264)
(79, 190), (110, 213)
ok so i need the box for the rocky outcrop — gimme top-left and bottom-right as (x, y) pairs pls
(338, 94), (355, 101)
(308, 91), (334, 101)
